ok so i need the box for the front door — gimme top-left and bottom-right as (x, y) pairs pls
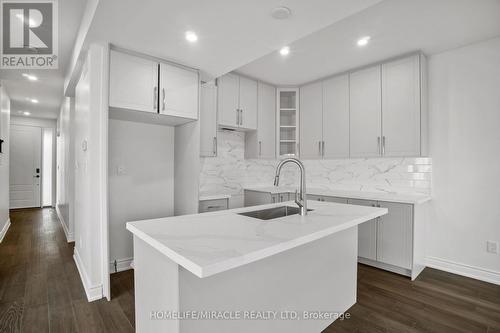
(9, 125), (42, 208)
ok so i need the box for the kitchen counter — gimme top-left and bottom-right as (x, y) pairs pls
(126, 200), (387, 278)
(244, 186), (431, 204)
(128, 201), (387, 333)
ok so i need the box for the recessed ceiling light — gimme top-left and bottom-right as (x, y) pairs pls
(271, 7), (291, 20)
(279, 46), (290, 56)
(22, 73), (38, 81)
(23, 111), (31, 116)
(357, 36), (371, 47)
(185, 31), (198, 43)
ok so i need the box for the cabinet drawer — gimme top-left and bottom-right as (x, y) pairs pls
(199, 198), (229, 213)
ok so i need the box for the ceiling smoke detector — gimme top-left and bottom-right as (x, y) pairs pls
(271, 7), (291, 20)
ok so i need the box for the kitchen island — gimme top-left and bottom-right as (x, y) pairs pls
(126, 200), (387, 333)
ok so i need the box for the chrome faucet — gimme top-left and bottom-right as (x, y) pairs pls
(273, 158), (308, 216)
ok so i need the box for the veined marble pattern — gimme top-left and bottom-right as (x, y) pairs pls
(200, 130), (432, 202)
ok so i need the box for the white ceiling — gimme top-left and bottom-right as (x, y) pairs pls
(0, 0), (87, 119)
(237, 0), (500, 86)
(83, 0), (383, 80)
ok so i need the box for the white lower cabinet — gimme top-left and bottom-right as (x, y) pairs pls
(199, 198), (229, 213)
(243, 189), (422, 278)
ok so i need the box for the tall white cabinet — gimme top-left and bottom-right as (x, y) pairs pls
(245, 82), (276, 159)
(200, 82), (218, 157)
(349, 54), (425, 158)
(217, 73), (257, 130)
(299, 74), (349, 159)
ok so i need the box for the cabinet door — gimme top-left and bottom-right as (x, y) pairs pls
(200, 83), (218, 157)
(300, 82), (323, 159)
(323, 74), (349, 158)
(257, 82), (276, 158)
(239, 76), (258, 130)
(159, 62), (198, 119)
(348, 199), (377, 261)
(323, 196), (348, 204)
(377, 202), (413, 269)
(217, 73), (240, 127)
(382, 55), (421, 156)
(109, 50), (158, 113)
(349, 65), (382, 157)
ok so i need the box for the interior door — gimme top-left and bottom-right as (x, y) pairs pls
(257, 82), (276, 159)
(159, 62), (199, 119)
(9, 125), (42, 208)
(323, 74), (350, 158)
(300, 81), (323, 159)
(348, 198), (377, 261)
(238, 76), (258, 130)
(382, 55), (421, 156)
(349, 65), (382, 157)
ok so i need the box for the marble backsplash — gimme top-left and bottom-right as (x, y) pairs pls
(200, 130), (432, 206)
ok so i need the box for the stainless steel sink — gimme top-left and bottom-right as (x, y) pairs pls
(238, 206), (313, 220)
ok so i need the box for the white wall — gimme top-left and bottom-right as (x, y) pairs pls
(56, 97), (75, 241)
(108, 119), (174, 270)
(427, 37), (500, 283)
(0, 85), (11, 240)
(73, 44), (109, 300)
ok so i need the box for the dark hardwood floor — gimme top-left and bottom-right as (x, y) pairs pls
(1, 208), (499, 332)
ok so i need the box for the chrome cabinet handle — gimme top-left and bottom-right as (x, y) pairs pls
(240, 109), (243, 125)
(259, 141), (262, 156)
(322, 141), (325, 157)
(236, 109), (239, 125)
(162, 88), (166, 111)
(153, 86), (158, 110)
(318, 141), (322, 155)
(213, 137), (217, 155)
(377, 136), (381, 155)
(382, 136), (386, 156)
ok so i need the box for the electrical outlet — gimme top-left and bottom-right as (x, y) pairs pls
(486, 241), (499, 254)
(117, 165), (127, 176)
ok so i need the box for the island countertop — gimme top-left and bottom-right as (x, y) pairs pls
(126, 201), (387, 278)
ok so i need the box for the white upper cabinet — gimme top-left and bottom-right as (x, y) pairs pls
(109, 50), (158, 113)
(322, 74), (349, 159)
(159, 62), (199, 120)
(246, 82), (276, 159)
(200, 82), (218, 157)
(217, 73), (257, 130)
(382, 55), (421, 156)
(238, 76), (258, 130)
(349, 65), (382, 157)
(300, 81), (323, 159)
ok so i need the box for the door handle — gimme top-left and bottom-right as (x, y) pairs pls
(153, 87), (158, 111)
(162, 88), (166, 111)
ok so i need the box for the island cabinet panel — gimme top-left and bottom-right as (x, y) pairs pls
(109, 50), (159, 113)
(348, 199), (378, 261)
(349, 65), (382, 157)
(377, 201), (413, 269)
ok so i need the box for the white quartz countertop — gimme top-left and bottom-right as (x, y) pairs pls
(244, 186), (431, 205)
(126, 201), (387, 278)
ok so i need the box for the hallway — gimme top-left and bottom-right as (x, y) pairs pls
(0, 208), (134, 332)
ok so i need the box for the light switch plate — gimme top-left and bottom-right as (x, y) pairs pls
(486, 241), (499, 254)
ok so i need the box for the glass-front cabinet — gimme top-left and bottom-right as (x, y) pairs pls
(277, 88), (299, 157)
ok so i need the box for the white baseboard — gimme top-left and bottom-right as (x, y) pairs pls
(74, 248), (103, 301)
(110, 257), (134, 273)
(426, 256), (500, 286)
(0, 219), (11, 243)
(56, 205), (74, 242)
